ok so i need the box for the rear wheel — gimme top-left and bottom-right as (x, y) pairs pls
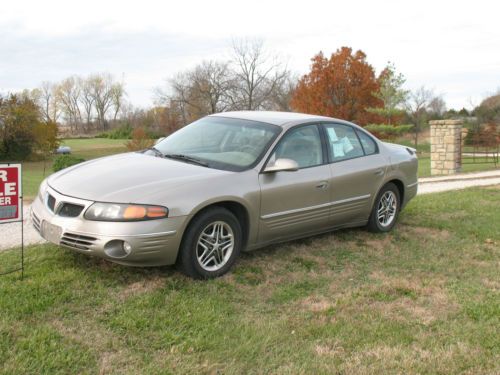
(367, 183), (400, 233)
(177, 207), (242, 279)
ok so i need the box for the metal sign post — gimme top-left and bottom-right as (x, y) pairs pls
(0, 163), (24, 279)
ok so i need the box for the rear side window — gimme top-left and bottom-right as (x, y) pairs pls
(323, 124), (364, 162)
(356, 130), (378, 155)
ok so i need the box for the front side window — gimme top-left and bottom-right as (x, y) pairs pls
(155, 116), (281, 171)
(323, 124), (364, 162)
(270, 125), (323, 169)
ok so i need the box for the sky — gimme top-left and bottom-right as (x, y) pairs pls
(1, 0), (499, 110)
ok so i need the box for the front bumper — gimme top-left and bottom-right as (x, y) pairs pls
(31, 186), (188, 266)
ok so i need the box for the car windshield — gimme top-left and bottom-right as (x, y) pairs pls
(154, 116), (281, 171)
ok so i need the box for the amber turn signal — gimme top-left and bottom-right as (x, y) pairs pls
(146, 206), (168, 218)
(123, 205), (148, 219)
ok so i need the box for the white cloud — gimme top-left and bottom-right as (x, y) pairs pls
(1, 0), (499, 109)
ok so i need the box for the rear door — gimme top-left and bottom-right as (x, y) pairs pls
(258, 124), (332, 242)
(322, 123), (387, 225)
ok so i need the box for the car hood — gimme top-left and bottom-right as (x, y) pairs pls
(48, 152), (230, 203)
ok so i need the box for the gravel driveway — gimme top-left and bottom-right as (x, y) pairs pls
(418, 169), (500, 194)
(1, 205), (45, 251)
(1, 170), (499, 251)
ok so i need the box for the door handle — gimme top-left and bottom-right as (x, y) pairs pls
(374, 169), (384, 176)
(315, 181), (329, 189)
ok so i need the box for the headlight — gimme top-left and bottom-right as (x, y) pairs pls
(84, 203), (169, 221)
(38, 178), (48, 201)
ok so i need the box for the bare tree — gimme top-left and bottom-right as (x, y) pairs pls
(428, 95), (446, 118)
(190, 60), (234, 114)
(166, 72), (192, 124)
(155, 40), (292, 125)
(29, 82), (60, 123)
(156, 60), (234, 124)
(264, 73), (297, 111)
(230, 38), (288, 110)
(405, 86), (433, 148)
(79, 76), (95, 132)
(111, 81), (126, 122)
(56, 76), (82, 132)
(38, 81), (60, 123)
(87, 73), (115, 130)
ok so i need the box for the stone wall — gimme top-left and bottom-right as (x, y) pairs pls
(429, 119), (462, 175)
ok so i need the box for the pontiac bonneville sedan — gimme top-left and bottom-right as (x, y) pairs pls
(32, 111), (418, 278)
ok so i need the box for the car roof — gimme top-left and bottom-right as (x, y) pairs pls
(209, 111), (349, 127)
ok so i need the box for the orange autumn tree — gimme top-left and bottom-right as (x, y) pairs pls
(291, 47), (382, 125)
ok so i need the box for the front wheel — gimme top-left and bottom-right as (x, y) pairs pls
(177, 207), (242, 279)
(366, 183), (400, 233)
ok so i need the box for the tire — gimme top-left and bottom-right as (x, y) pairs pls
(177, 207), (242, 279)
(366, 182), (401, 233)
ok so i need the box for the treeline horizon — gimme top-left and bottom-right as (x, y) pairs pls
(1, 39), (499, 159)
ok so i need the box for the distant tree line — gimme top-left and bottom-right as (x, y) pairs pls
(26, 73), (125, 133)
(2, 38), (499, 161)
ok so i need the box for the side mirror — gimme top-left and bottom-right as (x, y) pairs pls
(263, 158), (299, 173)
(155, 137), (165, 145)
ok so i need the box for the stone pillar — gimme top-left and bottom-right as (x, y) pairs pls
(429, 119), (462, 175)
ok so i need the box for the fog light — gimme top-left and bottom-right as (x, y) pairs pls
(123, 241), (132, 255)
(104, 240), (132, 259)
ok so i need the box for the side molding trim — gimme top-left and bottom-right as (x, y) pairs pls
(261, 194), (371, 220)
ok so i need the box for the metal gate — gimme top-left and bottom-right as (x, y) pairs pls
(460, 124), (499, 166)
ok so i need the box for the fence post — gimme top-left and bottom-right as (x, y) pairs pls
(429, 119), (462, 175)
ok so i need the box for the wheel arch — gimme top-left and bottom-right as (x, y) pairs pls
(385, 178), (405, 206)
(178, 200), (251, 260)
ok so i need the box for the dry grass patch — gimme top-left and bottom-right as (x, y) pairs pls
(481, 278), (500, 291)
(148, 349), (223, 375)
(118, 276), (165, 301)
(400, 225), (450, 241)
(365, 272), (458, 325)
(338, 342), (485, 375)
(436, 210), (468, 221)
(98, 350), (133, 375)
(50, 318), (138, 374)
(365, 234), (394, 253)
(300, 295), (335, 313)
(314, 340), (345, 357)
(51, 319), (112, 350)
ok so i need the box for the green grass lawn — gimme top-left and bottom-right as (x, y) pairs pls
(418, 156), (499, 177)
(1, 186), (499, 374)
(392, 139), (499, 177)
(60, 138), (128, 159)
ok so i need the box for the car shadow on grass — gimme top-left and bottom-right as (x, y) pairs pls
(6, 225), (389, 290)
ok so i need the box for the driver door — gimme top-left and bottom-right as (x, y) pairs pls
(258, 124), (332, 243)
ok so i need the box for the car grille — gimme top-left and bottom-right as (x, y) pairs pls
(47, 194), (56, 212)
(58, 203), (84, 218)
(32, 211), (41, 233)
(45, 193), (85, 218)
(60, 232), (98, 251)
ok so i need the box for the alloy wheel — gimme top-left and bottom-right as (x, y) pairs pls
(377, 190), (397, 227)
(196, 221), (234, 271)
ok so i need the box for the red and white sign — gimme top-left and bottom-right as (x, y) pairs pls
(0, 164), (22, 223)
